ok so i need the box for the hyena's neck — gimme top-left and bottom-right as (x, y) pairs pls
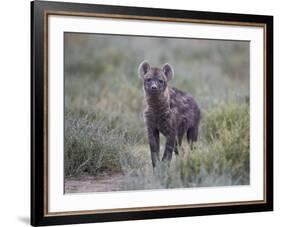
(145, 88), (170, 113)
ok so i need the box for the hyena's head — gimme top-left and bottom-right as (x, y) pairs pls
(138, 60), (174, 95)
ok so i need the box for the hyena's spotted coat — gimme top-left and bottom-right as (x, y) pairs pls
(138, 61), (201, 167)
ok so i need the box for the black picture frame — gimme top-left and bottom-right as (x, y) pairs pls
(31, 0), (273, 226)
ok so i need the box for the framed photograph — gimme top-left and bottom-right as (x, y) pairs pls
(31, 0), (273, 226)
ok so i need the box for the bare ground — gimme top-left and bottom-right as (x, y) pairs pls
(64, 172), (126, 193)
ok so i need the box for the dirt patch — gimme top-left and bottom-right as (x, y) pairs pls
(64, 172), (126, 193)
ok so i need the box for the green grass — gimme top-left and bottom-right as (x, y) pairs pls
(64, 33), (250, 189)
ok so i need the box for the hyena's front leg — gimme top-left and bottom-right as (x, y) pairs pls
(174, 134), (183, 155)
(162, 131), (176, 162)
(148, 128), (160, 167)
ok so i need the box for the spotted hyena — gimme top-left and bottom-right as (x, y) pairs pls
(138, 60), (201, 167)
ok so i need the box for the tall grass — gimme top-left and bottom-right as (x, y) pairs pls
(64, 33), (250, 190)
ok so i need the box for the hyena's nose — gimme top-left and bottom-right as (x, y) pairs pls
(151, 83), (157, 90)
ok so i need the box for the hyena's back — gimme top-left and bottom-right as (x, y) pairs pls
(169, 87), (201, 144)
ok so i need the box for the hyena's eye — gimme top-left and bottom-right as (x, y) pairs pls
(146, 78), (151, 82)
(158, 79), (164, 84)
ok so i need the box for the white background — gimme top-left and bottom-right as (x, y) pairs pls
(0, 0), (279, 226)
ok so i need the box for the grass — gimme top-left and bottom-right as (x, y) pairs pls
(64, 33), (250, 190)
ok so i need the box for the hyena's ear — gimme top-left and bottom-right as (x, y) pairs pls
(138, 60), (150, 79)
(162, 63), (174, 81)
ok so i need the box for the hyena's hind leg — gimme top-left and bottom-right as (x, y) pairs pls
(186, 126), (199, 150)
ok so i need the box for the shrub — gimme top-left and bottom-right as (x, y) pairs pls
(120, 102), (250, 190)
(64, 110), (145, 177)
